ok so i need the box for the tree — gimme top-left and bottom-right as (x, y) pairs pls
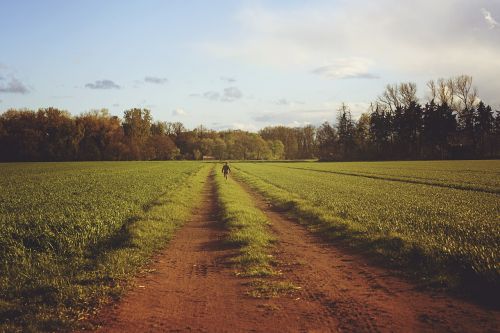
(369, 103), (392, 158)
(316, 122), (337, 161)
(296, 125), (316, 159)
(422, 101), (456, 159)
(212, 138), (226, 160)
(122, 108), (152, 159)
(145, 135), (179, 160)
(76, 109), (126, 160)
(355, 113), (371, 158)
(166, 122), (186, 137)
(269, 140), (285, 160)
(378, 82), (417, 111)
(474, 101), (494, 157)
(37, 107), (80, 161)
(0, 109), (44, 161)
(336, 103), (356, 160)
(151, 121), (168, 136)
(454, 75), (478, 112)
(259, 126), (300, 159)
(200, 138), (215, 156)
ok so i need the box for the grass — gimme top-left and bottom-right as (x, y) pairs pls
(214, 166), (304, 298)
(245, 280), (301, 298)
(0, 162), (211, 332)
(232, 161), (500, 302)
(213, 165), (275, 277)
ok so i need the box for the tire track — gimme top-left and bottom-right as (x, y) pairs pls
(238, 180), (500, 333)
(272, 165), (499, 195)
(87, 173), (338, 332)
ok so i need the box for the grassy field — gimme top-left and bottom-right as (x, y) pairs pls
(1, 160), (498, 331)
(0, 161), (210, 332)
(233, 160), (500, 294)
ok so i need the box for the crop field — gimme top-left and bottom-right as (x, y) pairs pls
(0, 161), (209, 331)
(0, 160), (498, 331)
(234, 160), (500, 286)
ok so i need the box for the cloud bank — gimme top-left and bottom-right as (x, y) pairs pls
(199, 0), (500, 104)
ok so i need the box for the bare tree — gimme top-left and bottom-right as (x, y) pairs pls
(440, 78), (455, 106)
(427, 80), (437, 102)
(453, 75), (478, 111)
(399, 82), (418, 106)
(378, 84), (401, 111)
(427, 78), (455, 106)
(379, 82), (417, 111)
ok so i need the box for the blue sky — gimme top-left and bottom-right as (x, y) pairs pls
(1, 0), (499, 131)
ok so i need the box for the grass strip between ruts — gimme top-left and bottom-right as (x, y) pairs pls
(213, 165), (274, 277)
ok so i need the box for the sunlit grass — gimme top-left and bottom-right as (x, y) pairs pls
(0, 162), (211, 332)
(233, 161), (500, 298)
(214, 165), (275, 277)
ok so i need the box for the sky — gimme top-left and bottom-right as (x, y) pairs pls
(0, 0), (499, 131)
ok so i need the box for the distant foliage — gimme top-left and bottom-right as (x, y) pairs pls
(318, 75), (499, 161)
(0, 75), (498, 161)
(0, 109), (285, 161)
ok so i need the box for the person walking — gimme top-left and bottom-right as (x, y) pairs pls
(222, 162), (231, 180)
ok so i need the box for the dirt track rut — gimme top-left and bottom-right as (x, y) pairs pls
(92, 174), (499, 332)
(246, 183), (499, 333)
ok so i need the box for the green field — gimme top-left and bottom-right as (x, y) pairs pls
(0, 160), (499, 331)
(0, 161), (210, 331)
(234, 160), (500, 286)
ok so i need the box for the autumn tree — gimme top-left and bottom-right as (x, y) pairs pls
(122, 108), (152, 159)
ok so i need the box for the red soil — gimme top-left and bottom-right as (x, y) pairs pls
(89, 176), (499, 332)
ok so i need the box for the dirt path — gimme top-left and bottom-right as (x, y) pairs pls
(92, 173), (499, 332)
(93, 175), (344, 332)
(243, 182), (500, 333)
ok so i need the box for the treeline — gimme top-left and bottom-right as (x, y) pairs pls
(317, 75), (500, 161)
(0, 75), (498, 162)
(0, 108), (286, 161)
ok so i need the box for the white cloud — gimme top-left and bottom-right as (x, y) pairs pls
(220, 76), (236, 83)
(222, 86), (243, 101)
(203, 91), (221, 100)
(273, 98), (305, 107)
(194, 87), (243, 102)
(253, 101), (371, 126)
(232, 122), (258, 132)
(172, 108), (186, 116)
(0, 66), (30, 94)
(0, 77), (29, 94)
(275, 98), (290, 106)
(253, 109), (334, 125)
(144, 76), (168, 84)
(312, 58), (379, 80)
(85, 79), (120, 89)
(481, 8), (499, 29)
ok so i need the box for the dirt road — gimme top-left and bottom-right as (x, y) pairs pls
(246, 183), (499, 333)
(93, 175), (499, 332)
